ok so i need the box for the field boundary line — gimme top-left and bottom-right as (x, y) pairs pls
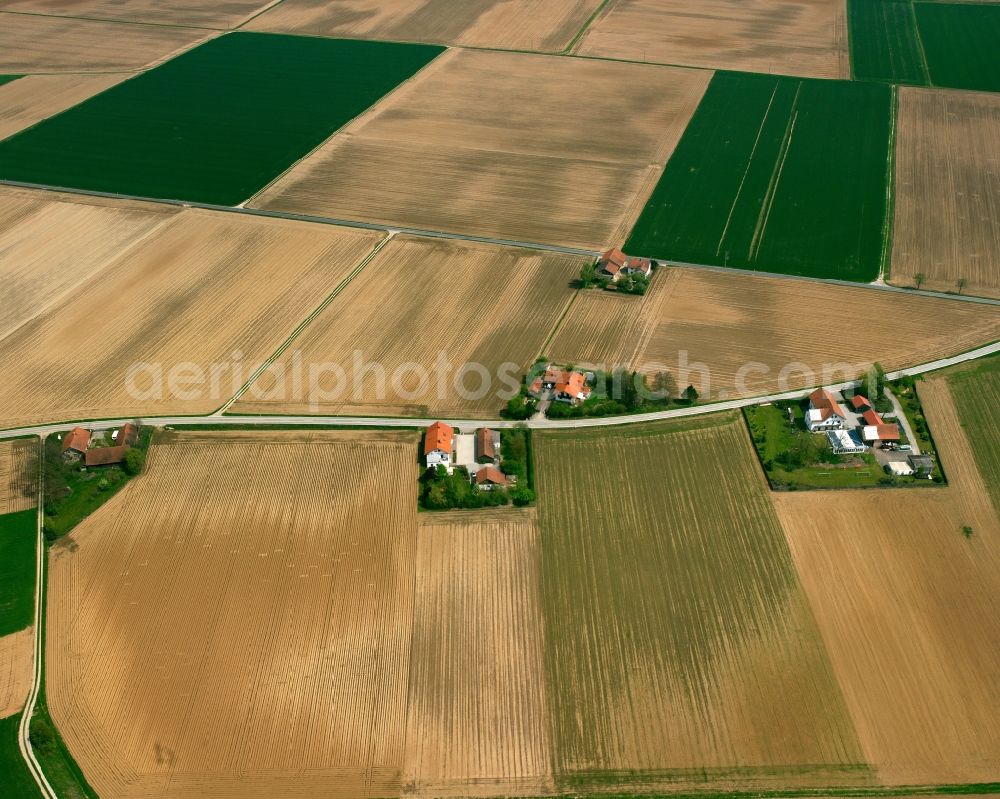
(233, 0), (287, 30)
(17, 437), (57, 799)
(538, 289), (581, 358)
(878, 85), (899, 283)
(909, 1), (932, 86)
(749, 87), (801, 262)
(213, 233), (395, 414)
(2, 342), (996, 439)
(0, 8), (222, 31)
(563, 0), (615, 54)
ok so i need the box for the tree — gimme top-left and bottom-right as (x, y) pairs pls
(956, 276), (967, 295)
(123, 447), (145, 476)
(510, 486), (535, 507)
(914, 272), (926, 289)
(682, 384), (699, 404)
(580, 261), (597, 287)
(650, 371), (677, 402)
(503, 393), (534, 420)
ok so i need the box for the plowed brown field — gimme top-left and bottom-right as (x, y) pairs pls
(0, 209), (382, 428)
(232, 236), (584, 418)
(0, 627), (33, 719)
(47, 429), (420, 799)
(892, 88), (1000, 298)
(0, 0), (273, 28)
(0, 12), (211, 72)
(536, 415), (869, 793)
(0, 73), (128, 141)
(0, 439), (37, 514)
(405, 509), (553, 797)
(245, 0), (602, 51)
(575, 0), (849, 79)
(774, 379), (1000, 784)
(251, 49), (711, 250)
(0, 186), (177, 340)
(548, 267), (1000, 399)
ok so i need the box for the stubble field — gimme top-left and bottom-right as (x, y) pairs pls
(0, 72), (127, 141)
(245, 0), (602, 51)
(773, 375), (1000, 785)
(575, 0), (849, 79)
(0, 12), (209, 72)
(0, 186), (178, 339)
(946, 357), (1000, 514)
(0, 439), (38, 515)
(0, 626), (33, 719)
(405, 509), (552, 798)
(891, 88), (1000, 298)
(47, 429), (420, 799)
(232, 236), (585, 418)
(547, 267), (1000, 399)
(251, 49), (712, 250)
(0, 208), (383, 428)
(0, 0), (275, 27)
(535, 415), (869, 793)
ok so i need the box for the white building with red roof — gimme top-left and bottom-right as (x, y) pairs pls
(806, 388), (847, 432)
(424, 421), (454, 470)
(596, 247), (652, 283)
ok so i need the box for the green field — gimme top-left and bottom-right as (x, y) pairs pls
(948, 356), (1000, 515)
(848, 0), (928, 84)
(0, 714), (41, 798)
(0, 509), (36, 637)
(534, 415), (867, 790)
(0, 75), (23, 87)
(915, 2), (1000, 93)
(0, 32), (442, 204)
(624, 72), (892, 282)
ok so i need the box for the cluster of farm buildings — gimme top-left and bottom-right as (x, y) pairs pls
(60, 423), (139, 466)
(528, 364), (593, 404)
(595, 247), (653, 283)
(424, 421), (513, 489)
(805, 388), (933, 477)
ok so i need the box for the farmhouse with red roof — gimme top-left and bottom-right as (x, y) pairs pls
(805, 388), (847, 432)
(596, 247), (652, 282)
(61, 427), (91, 461)
(424, 421), (454, 470)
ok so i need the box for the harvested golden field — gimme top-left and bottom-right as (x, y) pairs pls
(549, 267), (1000, 399)
(0, 209), (383, 429)
(232, 235), (584, 418)
(945, 357), (1000, 514)
(0, 186), (177, 339)
(405, 509), (552, 797)
(0, 12), (211, 72)
(0, 439), (38, 514)
(251, 49), (711, 250)
(575, 0), (849, 79)
(892, 88), (1000, 298)
(774, 378), (1000, 785)
(47, 429), (420, 799)
(0, 73), (127, 141)
(535, 415), (869, 792)
(245, 0), (602, 52)
(0, 0), (273, 28)
(0, 627), (33, 719)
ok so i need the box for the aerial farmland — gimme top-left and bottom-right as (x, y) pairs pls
(2, 1), (1000, 798)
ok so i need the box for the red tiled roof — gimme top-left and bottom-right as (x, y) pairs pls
(850, 394), (871, 411)
(600, 247), (627, 269)
(475, 466), (508, 486)
(808, 388), (846, 421)
(475, 428), (497, 461)
(624, 256), (651, 272)
(862, 409), (884, 426)
(84, 446), (126, 467)
(115, 422), (138, 447)
(61, 427), (90, 454)
(424, 421), (454, 456)
(556, 371), (589, 398)
(875, 424), (900, 441)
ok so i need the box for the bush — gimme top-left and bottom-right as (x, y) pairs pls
(123, 447), (145, 476)
(502, 392), (535, 420)
(511, 486), (535, 506)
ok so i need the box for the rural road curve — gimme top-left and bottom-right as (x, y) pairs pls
(4, 178), (999, 307)
(2, 342), (996, 441)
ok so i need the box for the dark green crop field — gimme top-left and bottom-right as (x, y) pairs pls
(848, 0), (928, 84)
(0, 509), (36, 637)
(625, 72), (892, 282)
(0, 75), (23, 87)
(0, 714), (40, 799)
(915, 2), (1000, 93)
(0, 33), (443, 205)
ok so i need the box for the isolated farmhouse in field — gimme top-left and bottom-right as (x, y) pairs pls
(529, 364), (592, 405)
(424, 421), (454, 470)
(596, 247), (652, 282)
(61, 422), (140, 466)
(806, 388), (847, 431)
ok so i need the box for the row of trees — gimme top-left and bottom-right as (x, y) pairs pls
(912, 272), (969, 294)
